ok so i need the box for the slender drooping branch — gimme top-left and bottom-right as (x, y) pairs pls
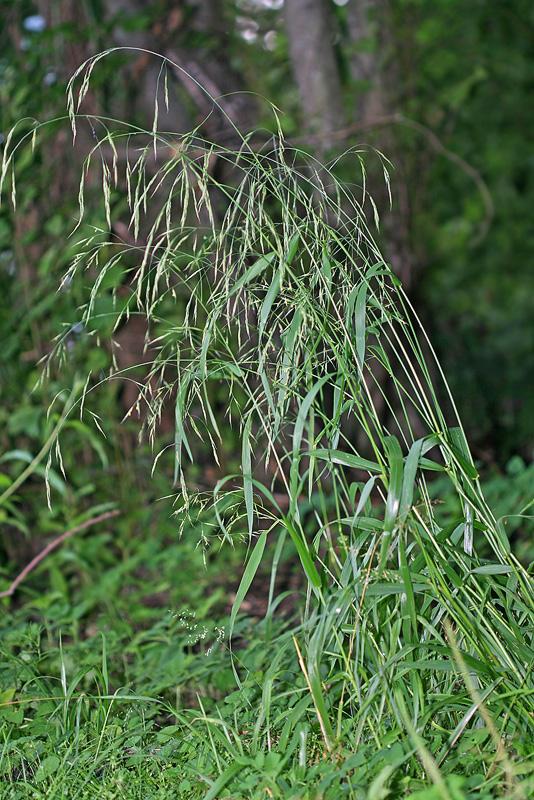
(0, 509), (120, 599)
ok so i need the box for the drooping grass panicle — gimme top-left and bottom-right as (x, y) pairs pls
(5, 50), (534, 789)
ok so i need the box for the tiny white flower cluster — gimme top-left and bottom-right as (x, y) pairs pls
(206, 625), (226, 657)
(168, 610), (225, 655)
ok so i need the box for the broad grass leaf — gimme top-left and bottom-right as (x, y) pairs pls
(229, 529), (268, 644)
(277, 308), (303, 410)
(259, 268), (281, 340)
(495, 519), (511, 555)
(399, 536), (418, 641)
(203, 762), (243, 800)
(400, 438), (424, 519)
(353, 475), (377, 518)
(242, 415), (254, 537)
(470, 564), (514, 575)
(445, 426), (479, 481)
(230, 251), (277, 296)
(286, 232), (300, 265)
(419, 457), (444, 472)
(199, 307), (221, 377)
(354, 282), (368, 371)
(364, 582), (428, 596)
(295, 628), (335, 751)
(320, 249), (332, 293)
(284, 517), (322, 588)
(378, 435), (404, 573)
(311, 448), (381, 473)
(290, 373), (332, 515)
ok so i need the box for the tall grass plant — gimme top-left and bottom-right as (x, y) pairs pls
(2, 50), (534, 797)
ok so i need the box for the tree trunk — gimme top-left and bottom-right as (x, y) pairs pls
(284, 0), (346, 149)
(347, 0), (385, 123)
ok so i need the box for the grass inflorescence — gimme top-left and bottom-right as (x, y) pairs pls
(2, 49), (534, 798)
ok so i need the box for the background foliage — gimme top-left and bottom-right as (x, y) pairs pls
(2, 0), (534, 461)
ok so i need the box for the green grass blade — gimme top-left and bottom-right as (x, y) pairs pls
(242, 414), (254, 538)
(378, 435), (404, 574)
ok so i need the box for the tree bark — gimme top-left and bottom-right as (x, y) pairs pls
(347, 0), (385, 123)
(284, 0), (346, 147)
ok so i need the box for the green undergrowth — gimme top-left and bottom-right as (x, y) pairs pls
(2, 462), (534, 798)
(3, 515), (534, 800)
(3, 50), (534, 798)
